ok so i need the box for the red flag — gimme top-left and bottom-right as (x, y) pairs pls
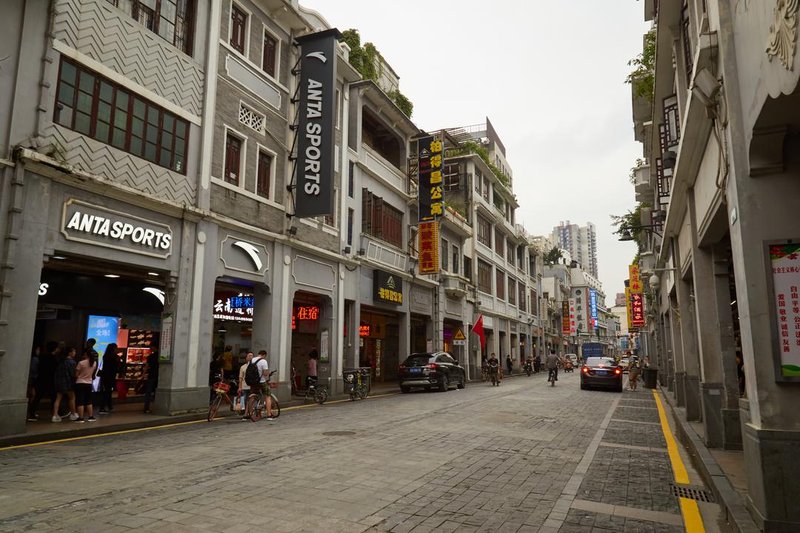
(471, 314), (485, 350)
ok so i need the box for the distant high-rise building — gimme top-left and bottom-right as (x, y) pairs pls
(552, 221), (598, 278)
(615, 293), (627, 307)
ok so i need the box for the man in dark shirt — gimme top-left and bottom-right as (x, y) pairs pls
(143, 350), (160, 414)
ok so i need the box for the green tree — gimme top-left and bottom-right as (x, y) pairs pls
(626, 30), (656, 102)
(543, 246), (563, 265)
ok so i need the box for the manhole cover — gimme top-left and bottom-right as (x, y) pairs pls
(322, 431), (356, 437)
(671, 483), (715, 502)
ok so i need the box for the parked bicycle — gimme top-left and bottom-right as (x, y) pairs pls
(245, 370), (281, 421)
(343, 368), (370, 401)
(302, 376), (328, 405)
(207, 374), (236, 421)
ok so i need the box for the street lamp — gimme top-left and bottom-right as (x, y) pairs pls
(618, 224), (663, 241)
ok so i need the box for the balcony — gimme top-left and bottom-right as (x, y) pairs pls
(362, 145), (407, 194)
(633, 164), (654, 204)
(442, 274), (468, 298)
(363, 237), (407, 272)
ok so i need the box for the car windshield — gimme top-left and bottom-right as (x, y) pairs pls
(404, 354), (434, 366)
(585, 357), (617, 367)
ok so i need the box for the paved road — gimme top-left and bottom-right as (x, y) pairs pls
(0, 371), (717, 532)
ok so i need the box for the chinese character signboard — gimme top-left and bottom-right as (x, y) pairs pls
(418, 135), (444, 222)
(769, 243), (800, 380)
(374, 269), (403, 305)
(629, 265), (643, 293)
(213, 291), (254, 322)
(294, 29), (340, 218)
(630, 293), (645, 328)
(625, 287), (633, 330)
(589, 289), (598, 329)
(562, 300), (570, 335)
(628, 264), (645, 329)
(569, 298), (577, 335)
(418, 221), (440, 274)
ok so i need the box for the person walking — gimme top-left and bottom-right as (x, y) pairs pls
(505, 354), (513, 377)
(52, 346), (78, 422)
(236, 351), (253, 414)
(26, 346), (40, 421)
(143, 349), (160, 413)
(628, 357), (641, 391)
(32, 341), (60, 419)
(74, 347), (98, 422)
(98, 343), (119, 414)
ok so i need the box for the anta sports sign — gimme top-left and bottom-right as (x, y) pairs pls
(61, 199), (173, 258)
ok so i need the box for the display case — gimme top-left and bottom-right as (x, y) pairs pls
(119, 329), (160, 394)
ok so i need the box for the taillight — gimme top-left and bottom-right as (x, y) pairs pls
(582, 366), (589, 374)
(399, 365), (406, 371)
(614, 368), (621, 375)
(427, 363), (438, 370)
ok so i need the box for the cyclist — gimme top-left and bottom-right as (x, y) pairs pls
(245, 350), (276, 421)
(546, 349), (559, 385)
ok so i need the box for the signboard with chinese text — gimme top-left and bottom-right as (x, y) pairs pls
(374, 269), (403, 305)
(768, 243), (800, 380)
(213, 291), (254, 322)
(569, 298), (577, 336)
(629, 265), (643, 293)
(590, 289), (598, 329)
(625, 287), (634, 330)
(418, 221), (440, 274)
(630, 293), (645, 328)
(628, 264), (645, 329)
(418, 136), (444, 222)
(562, 300), (570, 335)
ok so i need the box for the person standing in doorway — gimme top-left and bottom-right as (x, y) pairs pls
(222, 345), (234, 379)
(26, 346), (40, 421)
(237, 351), (253, 414)
(143, 349), (160, 414)
(52, 346), (78, 422)
(307, 349), (319, 388)
(505, 354), (513, 377)
(74, 347), (98, 422)
(98, 343), (119, 414)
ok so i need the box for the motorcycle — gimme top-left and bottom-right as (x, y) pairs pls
(524, 361), (533, 376)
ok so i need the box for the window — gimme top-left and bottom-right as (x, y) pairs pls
(441, 239), (449, 271)
(477, 216), (492, 247)
(496, 270), (505, 300)
(443, 161), (460, 191)
(362, 189), (403, 248)
(477, 260), (492, 294)
(238, 102), (265, 133)
(508, 278), (516, 305)
(106, 0), (194, 55)
(474, 170), (481, 192)
(495, 228), (504, 255)
(256, 150), (271, 198)
(55, 57), (188, 173)
(224, 133), (242, 185)
(482, 175), (490, 201)
(348, 161), (355, 198)
(464, 256), (472, 280)
(347, 208), (354, 246)
(230, 3), (247, 54)
(507, 240), (514, 263)
(262, 31), (277, 77)
(452, 244), (460, 276)
(518, 283), (526, 312)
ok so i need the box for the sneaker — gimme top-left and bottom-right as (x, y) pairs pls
(87, 417), (97, 422)
(75, 419), (85, 423)
(98, 409), (108, 414)
(69, 413), (79, 421)
(51, 415), (62, 422)
(266, 417), (275, 421)
(27, 415), (38, 422)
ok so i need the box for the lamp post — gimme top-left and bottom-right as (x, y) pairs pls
(617, 224), (663, 242)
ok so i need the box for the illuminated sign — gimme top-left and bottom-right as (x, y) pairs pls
(359, 324), (371, 337)
(590, 288), (598, 328)
(630, 293), (645, 328)
(418, 221), (440, 275)
(418, 136), (444, 221)
(769, 243), (800, 379)
(214, 292), (254, 322)
(374, 270), (403, 305)
(562, 300), (570, 335)
(569, 298), (577, 335)
(292, 305), (320, 330)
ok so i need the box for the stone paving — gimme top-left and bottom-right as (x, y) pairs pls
(0, 373), (710, 532)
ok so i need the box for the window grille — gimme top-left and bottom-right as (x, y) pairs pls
(238, 103), (265, 133)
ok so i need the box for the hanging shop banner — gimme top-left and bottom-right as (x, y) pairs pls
(417, 135), (444, 222)
(213, 291), (254, 322)
(568, 298), (577, 336)
(629, 264), (643, 293)
(374, 269), (403, 305)
(768, 243), (800, 380)
(630, 292), (645, 329)
(62, 199), (173, 258)
(590, 288), (598, 329)
(561, 300), (570, 335)
(418, 220), (440, 274)
(294, 28), (340, 218)
(625, 287), (633, 330)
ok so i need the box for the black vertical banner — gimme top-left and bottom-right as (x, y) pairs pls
(417, 136), (443, 222)
(295, 29), (340, 218)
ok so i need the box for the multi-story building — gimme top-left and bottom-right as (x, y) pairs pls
(630, 1), (800, 529)
(552, 221), (598, 279)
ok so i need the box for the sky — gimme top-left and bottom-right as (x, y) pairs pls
(299, 1), (652, 306)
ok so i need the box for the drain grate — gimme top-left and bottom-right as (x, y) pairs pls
(671, 484), (715, 502)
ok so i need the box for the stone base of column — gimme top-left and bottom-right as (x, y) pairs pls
(721, 408), (742, 450)
(700, 382), (724, 448)
(157, 387), (209, 415)
(743, 422), (800, 532)
(685, 374), (701, 421)
(0, 398), (28, 437)
(675, 371), (686, 407)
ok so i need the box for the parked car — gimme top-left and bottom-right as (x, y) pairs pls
(580, 356), (623, 392)
(398, 352), (466, 393)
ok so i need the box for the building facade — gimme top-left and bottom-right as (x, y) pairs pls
(552, 221), (598, 279)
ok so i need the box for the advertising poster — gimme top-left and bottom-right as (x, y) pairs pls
(769, 243), (800, 379)
(87, 315), (120, 391)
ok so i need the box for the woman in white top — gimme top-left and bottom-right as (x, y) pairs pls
(237, 352), (253, 413)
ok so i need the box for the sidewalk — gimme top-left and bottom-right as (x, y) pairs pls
(0, 381), (403, 450)
(658, 385), (760, 533)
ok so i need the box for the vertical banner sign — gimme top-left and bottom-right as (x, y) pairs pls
(628, 264), (645, 328)
(569, 298), (577, 336)
(294, 29), (340, 218)
(625, 287), (633, 330)
(561, 300), (570, 335)
(589, 289), (598, 329)
(769, 243), (800, 379)
(418, 136), (444, 222)
(418, 221), (440, 274)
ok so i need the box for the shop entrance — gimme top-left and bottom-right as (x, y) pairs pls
(443, 319), (465, 365)
(290, 291), (330, 393)
(410, 314), (428, 354)
(212, 279), (260, 380)
(360, 308), (400, 383)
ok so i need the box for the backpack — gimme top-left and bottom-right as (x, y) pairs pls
(244, 357), (262, 388)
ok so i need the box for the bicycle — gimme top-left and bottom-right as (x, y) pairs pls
(207, 374), (235, 421)
(343, 368), (369, 401)
(303, 376), (328, 405)
(245, 370), (281, 421)
(548, 368), (558, 387)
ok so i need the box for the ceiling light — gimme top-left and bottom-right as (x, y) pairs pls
(148, 272), (159, 277)
(52, 256), (67, 260)
(104, 274), (120, 278)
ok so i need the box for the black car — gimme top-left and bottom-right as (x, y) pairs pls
(580, 356), (623, 392)
(398, 352), (466, 393)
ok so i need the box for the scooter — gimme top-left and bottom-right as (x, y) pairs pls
(524, 361), (533, 376)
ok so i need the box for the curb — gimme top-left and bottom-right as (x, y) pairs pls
(658, 386), (760, 533)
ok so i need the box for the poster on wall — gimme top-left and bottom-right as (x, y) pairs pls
(769, 243), (800, 380)
(160, 313), (173, 363)
(86, 315), (120, 392)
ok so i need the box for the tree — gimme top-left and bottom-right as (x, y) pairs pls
(543, 247), (563, 265)
(626, 30), (656, 102)
(610, 202), (650, 261)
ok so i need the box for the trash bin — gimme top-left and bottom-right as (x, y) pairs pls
(643, 368), (658, 389)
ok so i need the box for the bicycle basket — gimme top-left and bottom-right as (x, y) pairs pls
(213, 382), (230, 394)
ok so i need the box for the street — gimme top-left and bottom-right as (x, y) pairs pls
(0, 372), (719, 532)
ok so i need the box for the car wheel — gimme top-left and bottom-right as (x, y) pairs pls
(457, 375), (465, 389)
(400, 385), (410, 393)
(580, 382), (587, 390)
(439, 375), (448, 392)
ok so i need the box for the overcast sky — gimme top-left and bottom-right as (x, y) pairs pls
(300, 1), (652, 306)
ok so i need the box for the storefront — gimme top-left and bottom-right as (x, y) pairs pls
(442, 318), (466, 364)
(359, 308), (401, 383)
(290, 291), (325, 390)
(212, 283), (255, 376)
